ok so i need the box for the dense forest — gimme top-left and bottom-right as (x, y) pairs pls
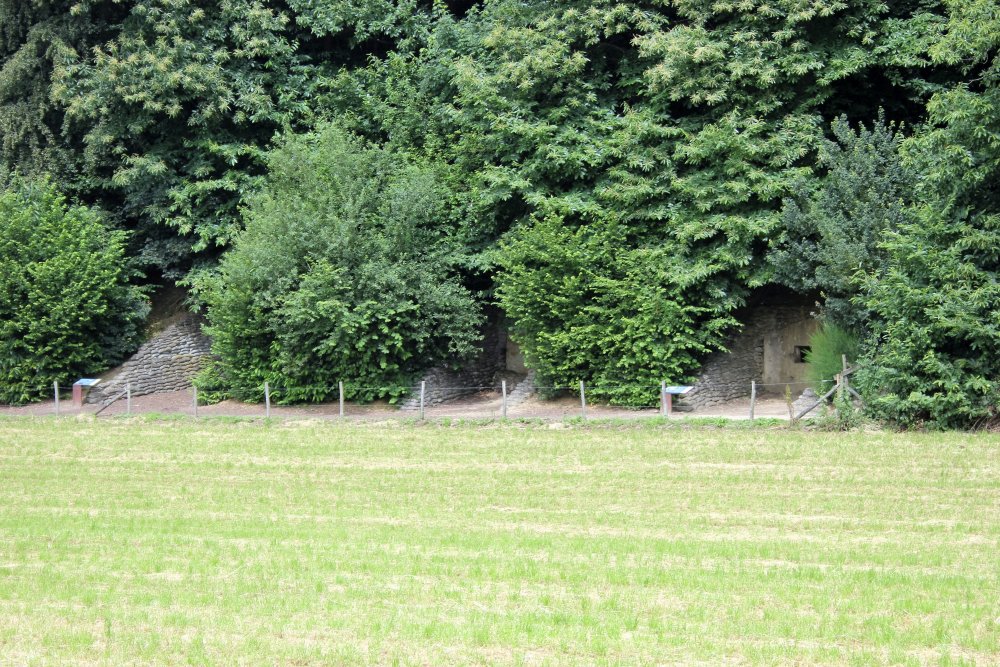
(1, 0), (999, 428)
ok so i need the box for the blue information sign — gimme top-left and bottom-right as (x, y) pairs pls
(663, 386), (693, 394)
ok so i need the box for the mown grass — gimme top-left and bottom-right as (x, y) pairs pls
(0, 417), (997, 665)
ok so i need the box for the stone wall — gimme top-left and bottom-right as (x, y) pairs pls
(505, 370), (536, 408)
(400, 321), (507, 410)
(87, 316), (212, 404)
(682, 304), (816, 410)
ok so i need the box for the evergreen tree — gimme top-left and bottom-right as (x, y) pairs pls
(769, 115), (915, 331)
(853, 0), (1000, 428)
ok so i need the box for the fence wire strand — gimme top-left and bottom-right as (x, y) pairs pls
(1, 373), (858, 422)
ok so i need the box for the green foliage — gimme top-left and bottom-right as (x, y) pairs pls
(832, 387), (864, 430)
(0, 176), (148, 404)
(54, 0), (310, 277)
(0, 4), (68, 177)
(11, 0), (1000, 429)
(48, 0), (442, 277)
(804, 323), (859, 394)
(809, 389), (864, 431)
(335, 0), (939, 409)
(191, 361), (231, 405)
(327, 1), (658, 268)
(853, 210), (1000, 429)
(496, 217), (736, 405)
(908, 1), (1000, 226)
(199, 124), (481, 403)
(613, 0), (932, 295)
(850, 0), (1000, 429)
(286, 0), (434, 44)
(770, 115), (915, 330)
(0, 1), (126, 184)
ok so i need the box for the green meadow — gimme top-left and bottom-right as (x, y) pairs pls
(0, 418), (997, 665)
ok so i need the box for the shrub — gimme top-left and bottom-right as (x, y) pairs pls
(0, 176), (148, 404)
(804, 323), (859, 394)
(809, 390), (864, 431)
(853, 211), (1000, 429)
(495, 216), (736, 406)
(198, 124), (481, 403)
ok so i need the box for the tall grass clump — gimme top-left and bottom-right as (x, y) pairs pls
(804, 323), (859, 393)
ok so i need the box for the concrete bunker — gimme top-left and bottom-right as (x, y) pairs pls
(677, 289), (820, 409)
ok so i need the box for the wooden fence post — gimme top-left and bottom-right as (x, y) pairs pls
(54, 381), (59, 416)
(501, 380), (508, 419)
(420, 381), (426, 420)
(126, 383), (132, 416)
(580, 381), (587, 420)
(264, 381), (271, 419)
(339, 381), (345, 419)
(750, 380), (756, 422)
(841, 354), (850, 398)
(661, 381), (667, 417)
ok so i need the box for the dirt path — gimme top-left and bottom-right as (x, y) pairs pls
(1, 389), (798, 421)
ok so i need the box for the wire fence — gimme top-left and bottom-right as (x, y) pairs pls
(1, 376), (848, 423)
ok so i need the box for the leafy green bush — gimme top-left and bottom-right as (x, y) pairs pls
(496, 217), (736, 406)
(198, 124), (481, 403)
(0, 176), (148, 404)
(851, 11), (1000, 430)
(804, 324), (859, 394)
(853, 212), (1000, 429)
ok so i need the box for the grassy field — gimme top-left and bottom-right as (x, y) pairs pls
(0, 418), (997, 665)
